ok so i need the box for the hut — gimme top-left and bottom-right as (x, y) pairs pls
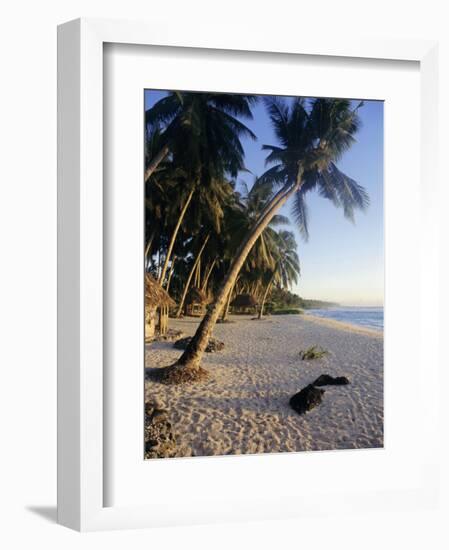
(145, 274), (176, 339)
(185, 286), (208, 317)
(230, 293), (258, 314)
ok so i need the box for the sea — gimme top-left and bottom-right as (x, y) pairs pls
(306, 307), (384, 331)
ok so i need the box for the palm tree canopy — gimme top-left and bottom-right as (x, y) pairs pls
(272, 230), (301, 289)
(225, 177), (290, 273)
(145, 92), (258, 181)
(260, 97), (369, 240)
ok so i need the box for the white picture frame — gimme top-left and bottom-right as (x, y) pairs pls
(57, 17), (440, 531)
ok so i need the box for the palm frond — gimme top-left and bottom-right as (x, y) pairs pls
(291, 190), (310, 241)
(325, 163), (370, 221)
(263, 96), (291, 147)
(145, 94), (181, 128)
(269, 214), (290, 226)
(210, 107), (257, 141)
(257, 164), (287, 190)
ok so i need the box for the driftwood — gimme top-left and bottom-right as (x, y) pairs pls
(312, 374), (350, 386)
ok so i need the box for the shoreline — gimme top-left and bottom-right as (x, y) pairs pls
(145, 313), (384, 458)
(301, 312), (383, 337)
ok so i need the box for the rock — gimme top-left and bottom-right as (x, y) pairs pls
(312, 374), (350, 387)
(289, 384), (325, 415)
(173, 336), (225, 353)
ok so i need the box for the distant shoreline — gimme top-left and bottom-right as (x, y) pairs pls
(302, 312), (383, 337)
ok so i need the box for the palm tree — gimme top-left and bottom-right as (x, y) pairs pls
(144, 130), (185, 265)
(218, 178), (289, 321)
(175, 233), (211, 317)
(153, 97), (369, 384)
(146, 93), (257, 286)
(156, 183), (194, 284)
(258, 230), (300, 319)
(145, 92), (258, 182)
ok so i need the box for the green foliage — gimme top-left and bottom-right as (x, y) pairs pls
(299, 346), (329, 360)
(272, 308), (303, 315)
(266, 287), (337, 312)
(260, 96), (369, 241)
(300, 298), (339, 309)
(144, 93), (367, 314)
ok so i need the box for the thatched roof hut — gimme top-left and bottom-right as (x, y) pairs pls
(145, 274), (175, 338)
(230, 294), (258, 308)
(145, 274), (175, 309)
(185, 286), (208, 317)
(185, 286), (208, 306)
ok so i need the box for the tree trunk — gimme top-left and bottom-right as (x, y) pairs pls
(176, 234), (210, 318)
(144, 232), (155, 261)
(174, 177), (302, 371)
(221, 278), (236, 322)
(258, 272), (276, 320)
(165, 256), (176, 293)
(195, 257), (201, 288)
(144, 145), (170, 183)
(158, 187), (195, 285)
(201, 258), (216, 292)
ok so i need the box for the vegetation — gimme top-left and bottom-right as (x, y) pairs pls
(300, 298), (339, 309)
(271, 308), (303, 315)
(266, 287), (338, 312)
(299, 346), (329, 360)
(145, 92), (368, 383)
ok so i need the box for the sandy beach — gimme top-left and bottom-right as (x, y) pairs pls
(145, 314), (383, 458)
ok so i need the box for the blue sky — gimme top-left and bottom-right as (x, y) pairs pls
(145, 91), (384, 306)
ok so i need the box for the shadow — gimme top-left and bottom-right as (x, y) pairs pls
(26, 506), (57, 523)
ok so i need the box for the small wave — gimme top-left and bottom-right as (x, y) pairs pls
(306, 307), (383, 331)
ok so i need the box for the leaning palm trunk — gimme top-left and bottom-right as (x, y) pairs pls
(144, 232), (155, 260)
(258, 272), (276, 320)
(175, 234), (210, 318)
(201, 258), (216, 292)
(165, 256), (176, 292)
(221, 277), (237, 322)
(158, 187), (195, 285)
(144, 145), (170, 183)
(154, 173), (303, 383)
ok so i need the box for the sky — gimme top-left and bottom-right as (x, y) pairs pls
(145, 91), (384, 307)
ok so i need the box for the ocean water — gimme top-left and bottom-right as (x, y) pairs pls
(306, 307), (384, 331)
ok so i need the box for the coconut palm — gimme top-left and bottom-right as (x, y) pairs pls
(153, 96), (369, 384)
(144, 129), (185, 265)
(218, 178), (289, 320)
(146, 93), (257, 285)
(145, 92), (258, 182)
(175, 233), (211, 317)
(258, 230), (300, 319)
(156, 177), (231, 286)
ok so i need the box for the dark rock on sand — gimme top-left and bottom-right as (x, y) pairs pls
(173, 336), (225, 353)
(313, 374), (350, 387)
(289, 384), (325, 415)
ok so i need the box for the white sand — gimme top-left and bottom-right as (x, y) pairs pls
(145, 314), (383, 457)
